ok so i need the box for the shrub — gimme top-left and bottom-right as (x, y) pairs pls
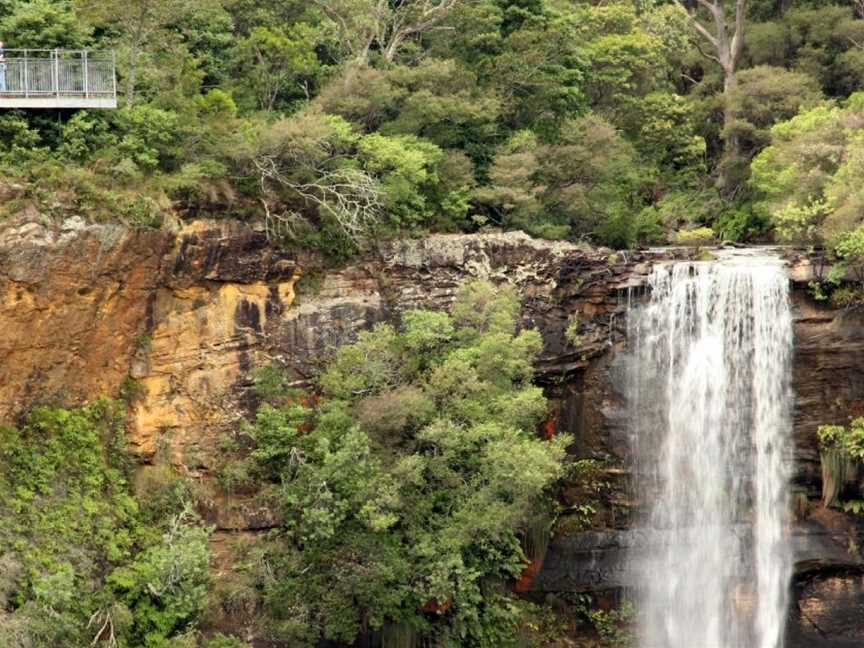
(675, 227), (716, 247)
(250, 280), (569, 645)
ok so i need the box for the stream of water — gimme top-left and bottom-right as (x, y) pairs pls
(627, 257), (794, 648)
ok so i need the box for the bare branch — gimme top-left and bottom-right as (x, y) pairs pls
(315, 0), (462, 64)
(692, 37), (723, 66)
(254, 156), (383, 245)
(671, 0), (720, 49)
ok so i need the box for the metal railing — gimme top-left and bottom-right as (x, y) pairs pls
(0, 50), (116, 100)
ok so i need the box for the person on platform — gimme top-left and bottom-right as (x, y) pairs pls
(0, 42), (6, 93)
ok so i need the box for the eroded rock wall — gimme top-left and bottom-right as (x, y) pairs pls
(0, 218), (648, 468)
(3, 218), (864, 644)
(0, 218), (170, 419)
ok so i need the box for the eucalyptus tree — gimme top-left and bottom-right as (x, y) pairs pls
(672, 0), (747, 190)
(314, 0), (462, 65)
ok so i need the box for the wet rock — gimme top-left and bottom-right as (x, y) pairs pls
(788, 566), (864, 647)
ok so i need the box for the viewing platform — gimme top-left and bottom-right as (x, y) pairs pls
(0, 50), (117, 109)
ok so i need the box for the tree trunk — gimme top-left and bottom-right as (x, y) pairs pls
(383, 33), (405, 63)
(672, 0), (746, 193)
(126, 43), (138, 107)
(719, 67), (739, 191)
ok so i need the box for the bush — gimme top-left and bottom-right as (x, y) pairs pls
(675, 227), (716, 246)
(206, 634), (252, 648)
(251, 280), (569, 645)
(714, 207), (770, 243)
(113, 105), (185, 172)
(107, 506), (211, 646)
(0, 402), (211, 647)
(217, 459), (258, 495)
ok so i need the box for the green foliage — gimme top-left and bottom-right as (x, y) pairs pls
(818, 419), (864, 460)
(475, 115), (644, 245)
(576, 3), (667, 114)
(675, 227), (716, 247)
(3, 0), (862, 251)
(250, 364), (291, 404)
(107, 506), (210, 646)
(842, 499), (864, 516)
(0, 0), (89, 49)
(714, 206), (770, 243)
(0, 401), (211, 647)
(120, 375), (147, 404)
(233, 23), (329, 112)
(727, 66), (824, 151)
(205, 635), (252, 648)
(0, 401), (134, 598)
(248, 280), (568, 646)
(750, 94), (864, 246)
(817, 420), (864, 508)
(114, 105), (185, 171)
(217, 459), (258, 495)
(591, 601), (635, 648)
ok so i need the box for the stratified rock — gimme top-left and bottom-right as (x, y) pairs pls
(2, 221), (863, 639)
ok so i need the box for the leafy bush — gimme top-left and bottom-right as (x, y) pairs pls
(674, 227), (716, 247)
(0, 402), (211, 647)
(250, 280), (569, 645)
(217, 459), (258, 495)
(107, 506), (211, 646)
(205, 634), (252, 648)
(817, 419), (864, 507)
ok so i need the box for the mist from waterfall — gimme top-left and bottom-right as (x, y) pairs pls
(627, 259), (793, 648)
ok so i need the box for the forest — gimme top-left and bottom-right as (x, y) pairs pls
(2, 0), (864, 263)
(2, 0), (864, 646)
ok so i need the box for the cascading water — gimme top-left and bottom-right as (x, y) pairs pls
(627, 257), (794, 648)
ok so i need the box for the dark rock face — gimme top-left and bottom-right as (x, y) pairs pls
(791, 293), (864, 495)
(531, 259), (864, 644)
(788, 566), (864, 647)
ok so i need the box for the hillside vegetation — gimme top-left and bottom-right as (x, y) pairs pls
(3, 0), (864, 260)
(0, 281), (608, 648)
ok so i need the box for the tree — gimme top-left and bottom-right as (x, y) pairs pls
(490, 16), (589, 136)
(750, 95), (864, 244)
(76, 0), (209, 105)
(0, 0), (89, 48)
(249, 280), (568, 645)
(672, 0), (747, 190)
(314, 0), (461, 65)
(727, 65), (823, 151)
(476, 116), (644, 244)
(0, 401), (211, 648)
(247, 112), (383, 248)
(234, 23), (326, 111)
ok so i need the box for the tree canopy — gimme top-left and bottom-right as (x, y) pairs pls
(2, 0), (863, 254)
(244, 280), (569, 646)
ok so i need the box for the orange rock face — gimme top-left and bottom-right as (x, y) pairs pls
(128, 280), (297, 462)
(0, 221), (663, 482)
(0, 217), (170, 420)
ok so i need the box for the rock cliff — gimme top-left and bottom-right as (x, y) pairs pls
(1, 217), (862, 644)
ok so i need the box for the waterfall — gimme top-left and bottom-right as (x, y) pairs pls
(627, 259), (793, 648)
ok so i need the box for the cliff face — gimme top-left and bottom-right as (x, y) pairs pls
(0, 216), (644, 464)
(0, 218), (169, 420)
(1, 217), (862, 643)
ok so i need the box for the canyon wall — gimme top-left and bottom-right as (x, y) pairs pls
(1, 215), (863, 644)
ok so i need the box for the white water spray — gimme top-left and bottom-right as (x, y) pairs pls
(628, 258), (793, 648)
